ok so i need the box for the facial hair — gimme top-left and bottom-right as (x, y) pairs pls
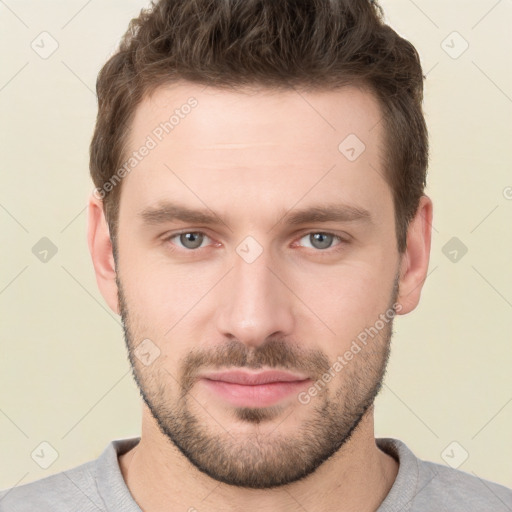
(116, 267), (399, 489)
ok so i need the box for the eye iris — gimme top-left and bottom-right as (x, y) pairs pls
(180, 232), (203, 249)
(311, 233), (333, 250)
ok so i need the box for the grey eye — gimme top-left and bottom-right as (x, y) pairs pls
(177, 232), (206, 249)
(300, 232), (338, 250)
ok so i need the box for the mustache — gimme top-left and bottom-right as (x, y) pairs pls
(178, 338), (331, 394)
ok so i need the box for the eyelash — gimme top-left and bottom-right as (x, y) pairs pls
(162, 230), (349, 256)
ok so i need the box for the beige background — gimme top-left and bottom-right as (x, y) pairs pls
(1, 0), (511, 492)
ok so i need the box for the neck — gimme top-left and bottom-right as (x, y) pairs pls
(119, 406), (399, 512)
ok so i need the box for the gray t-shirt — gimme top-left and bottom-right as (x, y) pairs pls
(0, 436), (511, 511)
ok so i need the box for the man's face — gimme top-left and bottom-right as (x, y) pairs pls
(114, 83), (402, 488)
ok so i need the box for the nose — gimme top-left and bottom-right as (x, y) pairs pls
(215, 244), (296, 349)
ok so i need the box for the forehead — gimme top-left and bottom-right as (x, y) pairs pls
(129, 81), (383, 151)
(118, 82), (390, 228)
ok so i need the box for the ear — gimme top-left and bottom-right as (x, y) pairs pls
(396, 195), (433, 315)
(87, 191), (120, 315)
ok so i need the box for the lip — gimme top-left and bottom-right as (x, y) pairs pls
(199, 369), (310, 385)
(198, 370), (312, 408)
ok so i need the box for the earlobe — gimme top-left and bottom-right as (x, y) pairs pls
(87, 192), (120, 315)
(396, 195), (433, 315)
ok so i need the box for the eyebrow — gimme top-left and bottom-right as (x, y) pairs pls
(138, 201), (373, 228)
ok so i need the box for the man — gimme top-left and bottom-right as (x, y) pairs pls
(1, 0), (511, 510)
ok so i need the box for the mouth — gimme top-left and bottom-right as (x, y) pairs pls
(198, 369), (312, 408)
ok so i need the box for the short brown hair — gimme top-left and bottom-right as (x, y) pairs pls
(90, 0), (428, 254)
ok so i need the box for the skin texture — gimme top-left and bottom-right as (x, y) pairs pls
(88, 82), (432, 511)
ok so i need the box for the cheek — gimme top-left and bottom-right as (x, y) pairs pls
(304, 260), (393, 337)
(119, 245), (219, 334)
